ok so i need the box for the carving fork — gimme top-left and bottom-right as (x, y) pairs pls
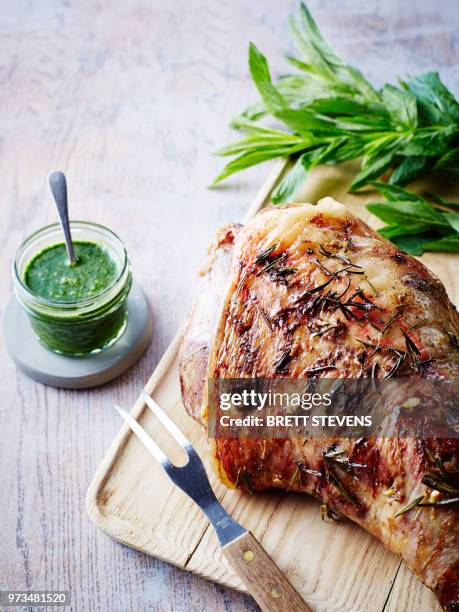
(115, 391), (311, 612)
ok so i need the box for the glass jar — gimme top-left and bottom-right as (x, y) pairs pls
(13, 221), (132, 355)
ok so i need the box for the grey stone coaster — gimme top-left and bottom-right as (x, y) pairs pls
(4, 280), (153, 389)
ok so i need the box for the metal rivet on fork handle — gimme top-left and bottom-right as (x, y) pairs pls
(271, 587), (284, 599)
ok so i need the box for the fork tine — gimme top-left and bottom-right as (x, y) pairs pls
(114, 405), (171, 468)
(115, 401), (249, 553)
(141, 391), (191, 451)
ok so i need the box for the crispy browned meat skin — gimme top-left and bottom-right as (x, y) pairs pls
(179, 200), (459, 611)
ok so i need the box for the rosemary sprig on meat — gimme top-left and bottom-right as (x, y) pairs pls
(422, 473), (459, 496)
(296, 460), (322, 479)
(318, 245), (360, 267)
(370, 361), (379, 392)
(256, 253), (286, 275)
(401, 329), (421, 359)
(274, 346), (293, 373)
(255, 246), (298, 285)
(394, 452), (459, 517)
(323, 447), (362, 505)
(309, 322), (345, 338)
(254, 241), (433, 381)
(306, 365), (337, 375)
(324, 452), (367, 476)
(393, 496), (425, 518)
(324, 462), (360, 505)
(384, 350), (406, 379)
(256, 305), (272, 331)
(394, 490), (459, 517)
(255, 243), (278, 264)
(363, 276), (379, 297)
(419, 497), (459, 507)
(380, 310), (402, 336)
(287, 466), (300, 491)
(407, 318), (428, 332)
(295, 452), (363, 506)
(268, 266), (298, 285)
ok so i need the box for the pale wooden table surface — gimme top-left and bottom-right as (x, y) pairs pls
(1, 1), (458, 611)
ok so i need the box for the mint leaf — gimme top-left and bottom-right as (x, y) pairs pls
(248, 42), (286, 114)
(401, 124), (457, 157)
(367, 200), (449, 229)
(389, 156), (427, 185)
(381, 84), (417, 128)
(292, 3), (379, 102)
(350, 147), (398, 192)
(272, 138), (346, 203)
(372, 182), (425, 203)
(426, 192), (459, 212)
(271, 154), (309, 204)
(444, 212), (459, 233)
(214, 5), (459, 196)
(423, 234), (459, 252)
(434, 147), (459, 174)
(378, 224), (434, 238)
(367, 184), (459, 254)
(390, 232), (440, 256)
(249, 43), (340, 136)
(212, 147), (300, 185)
(406, 71), (459, 125)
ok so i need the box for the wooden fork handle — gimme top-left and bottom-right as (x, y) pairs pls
(222, 531), (312, 611)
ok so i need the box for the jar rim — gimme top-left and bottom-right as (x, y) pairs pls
(13, 221), (129, 308)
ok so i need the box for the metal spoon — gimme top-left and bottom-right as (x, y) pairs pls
(48, 171), (77, 266)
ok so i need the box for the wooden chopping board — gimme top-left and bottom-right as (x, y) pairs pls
(86, 159), (458, 612)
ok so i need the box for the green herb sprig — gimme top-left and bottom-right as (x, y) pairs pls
(213, 3), (459, 201)
(368, 183), (459, 254)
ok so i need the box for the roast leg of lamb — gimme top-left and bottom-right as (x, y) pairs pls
(179, 199), (459, 611)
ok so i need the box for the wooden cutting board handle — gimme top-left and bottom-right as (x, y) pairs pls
(222, 531), (312, 611)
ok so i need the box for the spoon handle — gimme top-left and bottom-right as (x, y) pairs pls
(48, 171), (77, 266)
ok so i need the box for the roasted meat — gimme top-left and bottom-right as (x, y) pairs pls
(179, 199), (459, 611)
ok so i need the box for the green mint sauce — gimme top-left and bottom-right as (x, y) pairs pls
(24, 241), (118, 302)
